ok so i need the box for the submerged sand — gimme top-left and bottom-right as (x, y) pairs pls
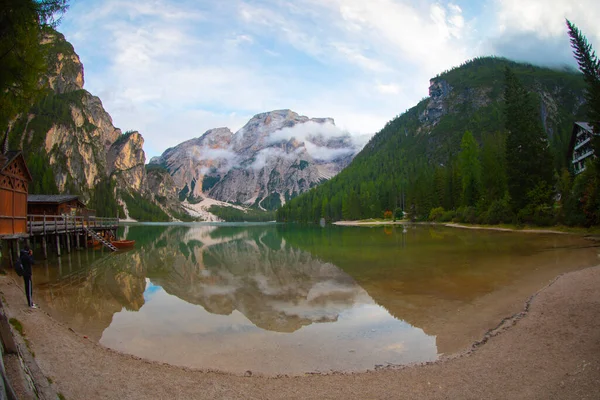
(1, 262), (599, 399)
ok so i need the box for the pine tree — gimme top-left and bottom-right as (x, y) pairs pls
(458, 130), (481, 207)
(504, 67), (554, 212)
(481, 131), (507, 206)
(0, 1), (69, 133)
(566, 20), (600, 136)
(566, 20), (600, 225)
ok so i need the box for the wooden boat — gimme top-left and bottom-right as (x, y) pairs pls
(110, 240), (136, 249)
(87, 239), (101, 248)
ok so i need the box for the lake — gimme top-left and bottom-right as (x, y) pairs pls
(25, 223), (599, 375)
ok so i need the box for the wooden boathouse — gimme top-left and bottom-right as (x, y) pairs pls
(0, 151), (32, 238)
(1, 151), (119, 268)
(27, 194), (89, 217)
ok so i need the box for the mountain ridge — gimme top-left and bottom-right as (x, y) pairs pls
(150, 109), (362, 211)
(277, 56), (587, 223)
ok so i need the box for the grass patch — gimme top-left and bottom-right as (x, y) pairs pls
(47, 377), (53, 384)
(9, 318), (24, 336)
(9, 318), (36, 355)
(58, 393), (66, 400)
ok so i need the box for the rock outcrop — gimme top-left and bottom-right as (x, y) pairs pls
(151, 110), (359, 210)
(10, 28), (150, 201)
(108, 131), (147, 193)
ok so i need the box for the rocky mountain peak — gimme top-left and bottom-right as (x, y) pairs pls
(199, 127), (234, 146)
(419, 79), (452, 127)
(153, 109), (361, 211)
(41, 29), (85, 94)
(108, 131), (147, 193)
(232, 109), (336, 154)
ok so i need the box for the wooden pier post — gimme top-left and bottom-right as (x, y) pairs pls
(66, 233), (71, 254)
(8, 241), (14, 268)
(42, 236), (48, 259)
(75, 232), (80, 249)
(56, 235), (61, 257)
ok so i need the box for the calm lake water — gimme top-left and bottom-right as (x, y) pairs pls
(23, 223), (600, 375)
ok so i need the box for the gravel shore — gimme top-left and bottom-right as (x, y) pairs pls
(1, 265), (599, 399)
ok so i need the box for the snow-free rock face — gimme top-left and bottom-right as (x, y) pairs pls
(151, 110), (359, 210)
(155, 128), (234, 201)
(41, 30), (85, 94)
(10, 28), (150, 201)
(108, 131), (147, 193)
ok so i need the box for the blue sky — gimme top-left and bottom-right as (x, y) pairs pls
(59, 0), (600, 159)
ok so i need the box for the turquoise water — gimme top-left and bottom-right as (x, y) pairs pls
(25, 223), (599, 374)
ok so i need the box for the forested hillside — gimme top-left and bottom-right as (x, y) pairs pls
(277, 57), (592, 226)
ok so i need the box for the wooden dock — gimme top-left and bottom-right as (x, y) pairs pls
(1, 215), (119, 265)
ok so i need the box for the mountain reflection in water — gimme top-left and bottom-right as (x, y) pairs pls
(31, 223), (599, 374)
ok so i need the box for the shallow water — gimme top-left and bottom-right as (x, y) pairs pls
(23, 224), (600, 375)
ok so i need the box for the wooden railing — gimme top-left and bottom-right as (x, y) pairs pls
(27, 215), (119, 236)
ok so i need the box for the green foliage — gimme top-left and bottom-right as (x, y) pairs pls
(120, 191), (169, 222)
(169, 208), (198, 222)
(504, 67), (554, 213)
(9, 318), (24, 336)
(428, 207), (445, 221)
(90, 178), (121, 218)
(291, 160), (309, 170)
(178, 184), (190, 202)
(260, 192), (282, 211)
(480, 132), (507, 207)
(564, 20), (600, 227)
(566, 20), (600, 137)
(277, 57), (587, 226)
(9, 90), (94, 155)
(112, 130), (136, 147)
(0, 1), (69, 133)
(145, 164), (168, 173)
(208, 205), (275, 222)
(458, 130), (481, 206)
(26, 152), (59, 194)
(394, 207), (403, 220)
(454, 206), (478, 224)
(202, 175), (221, 192)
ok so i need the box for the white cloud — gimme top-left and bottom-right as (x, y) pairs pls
(249, 147), (299, 170)
(304, 142), (355, 162)
(59, 0), (600, 164)
(268, 121), (346, 144)
(494, 0), (600, 38)
(189, 147), (238, 164)
(376, 83), (401, 95)
(483, 0), (600, 66)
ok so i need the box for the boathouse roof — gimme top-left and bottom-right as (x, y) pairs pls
(0, 151), (33, 181)
(0, 151), (21, 170)
(28, 194), (84, 206)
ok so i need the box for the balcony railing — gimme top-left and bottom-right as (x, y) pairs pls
(27, 215), (119, 236)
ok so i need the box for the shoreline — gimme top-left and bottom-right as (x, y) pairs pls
(333, 220), (593, 235)
(0, 264), (599, 399)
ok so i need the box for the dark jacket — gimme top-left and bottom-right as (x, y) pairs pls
(19, 249), (34, 277)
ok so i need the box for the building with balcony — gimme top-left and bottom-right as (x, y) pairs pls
(569, 122), (597, 175)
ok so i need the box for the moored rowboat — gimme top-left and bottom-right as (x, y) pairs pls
(110, 240), (136, 249)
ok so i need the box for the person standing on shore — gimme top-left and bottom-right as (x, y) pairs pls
(19, 245), (37, 309)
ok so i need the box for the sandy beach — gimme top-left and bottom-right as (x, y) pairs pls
(334, 220), (576, 234)
(1, 261), (599, 399)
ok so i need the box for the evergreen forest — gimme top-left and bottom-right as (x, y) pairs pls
(277, 24), (600, 227)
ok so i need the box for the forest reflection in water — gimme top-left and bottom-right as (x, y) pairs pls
(29, 223), (599, 375)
